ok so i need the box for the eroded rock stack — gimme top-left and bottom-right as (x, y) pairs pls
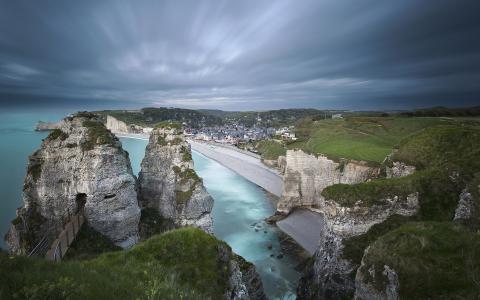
(6, 113), (141, 255)
(138, 122), (213, 232)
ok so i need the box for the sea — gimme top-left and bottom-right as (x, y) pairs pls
(0, 109), (300, 299)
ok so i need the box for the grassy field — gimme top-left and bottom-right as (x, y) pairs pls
(286, 116), (477, 163)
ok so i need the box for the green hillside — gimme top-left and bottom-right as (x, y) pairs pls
(97, 107), (223, 128)
(0, 228), (236, 300)
(286, 116), (479, 163)
(319, 123), (480, 299)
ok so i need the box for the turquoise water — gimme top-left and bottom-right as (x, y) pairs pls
(0, 112), (299, 299)
(192, 151), (299, 298)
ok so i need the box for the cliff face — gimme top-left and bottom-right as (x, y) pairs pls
(138, 125), (213, 232)
(6, 114), (140, 255)
(293, 150), (418, 299)
(105, 115), (144, 134)
(297, 191), (418, 299)
(278, 150), (380, 213)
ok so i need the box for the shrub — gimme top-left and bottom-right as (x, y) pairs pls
(154, 121), (182, 130)
(81, 120), (114, 151)
(47, 129), (68, 141)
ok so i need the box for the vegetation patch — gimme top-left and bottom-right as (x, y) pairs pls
(175, 189), (194, 205)
(47, 129), (68, 141)
(170, 137), (183, 145)
(139, 208), (176, 241)
(155, 120), (182, 130)
(81, 120), (114, 151)
(177, 168), (201, 185)
(157, 135), (168, 146)
(27, 156), (43, 182)
(256, 140), (286, 160)
(64, 224), (121, 261)
(322, 172), (420, 207)
(359, 222), (480, 299)
(181, 146), (192, 161)
(0, 228), (233, 299)
(342, 214), (415, 267)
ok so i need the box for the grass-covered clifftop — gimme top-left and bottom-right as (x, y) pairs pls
(289, 116), (473, 163)
(0, 228), (233, 300)
(317, 123), (480, 298)
(359, 222), (480, 299)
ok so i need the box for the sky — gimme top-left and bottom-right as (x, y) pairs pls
(0, 0), (479, 111)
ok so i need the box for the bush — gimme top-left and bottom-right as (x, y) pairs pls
(81, 120), (114, 151)
(47, 129), (68, 141)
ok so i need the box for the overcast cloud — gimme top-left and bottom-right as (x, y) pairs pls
(0, 0), (479, 110)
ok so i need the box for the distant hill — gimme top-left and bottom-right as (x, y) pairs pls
(399, 106), (480, 117)
(96, 107), (223, 128)
(98, 107), (335, 128)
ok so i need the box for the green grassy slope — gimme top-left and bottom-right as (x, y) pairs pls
(0, 228), (232, 300)
(289, 117), (462, 163)
(360, 222), (480, 299)
(256, 140), (286, 160)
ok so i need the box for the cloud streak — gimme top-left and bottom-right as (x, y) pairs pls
(0, 0), (479, 110)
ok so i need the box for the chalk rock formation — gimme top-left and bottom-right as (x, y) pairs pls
(297, 190), (418, 299)
(6, 113), (140, 255)
(227, 253), (267, 300)
(106, 115), (145, 134)
(385, 161), (415, 179)
(35, 120), (61, 131)
(322, 192), (419, 237)
(355, 256), (400, 300)
(138, 124), (213, 232)
(454, 189), (476, 221)
(297, 219), (356, 299)
(278, 150), (380, 213)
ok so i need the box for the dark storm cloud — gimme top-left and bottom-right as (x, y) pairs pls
(0, 0), (479, 110)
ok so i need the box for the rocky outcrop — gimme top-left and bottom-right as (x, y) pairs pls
(322, 193), (419, 237)
(297, 190), (418, 299)
(106, 115), (145, 134)
(138, 124), (213, 233)
(454, 189), (476, 221)
(35, 120), (61, 131)
(297, 219), (356, 299)
(277, 155), (287, 174)
(355, 255), (400, 300)
(385, 161), (416, 179)
(278, 150), (380, 213)
(227, 254), (267, 300)
(6, 113), (140, 255)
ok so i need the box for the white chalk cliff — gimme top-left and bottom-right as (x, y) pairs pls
(138, 125), (213, 232)
(6, 113), (141, 255)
